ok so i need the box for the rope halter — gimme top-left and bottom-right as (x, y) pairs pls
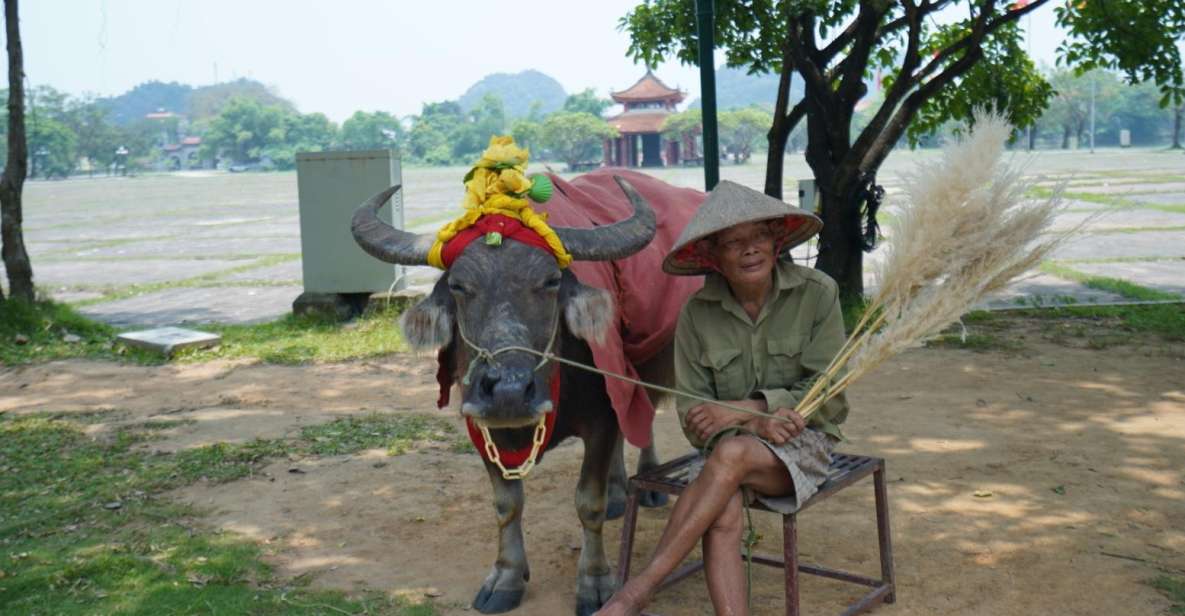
(454, 309), (561, 480)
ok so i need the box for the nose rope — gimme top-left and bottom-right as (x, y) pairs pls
(455, 309), (560, 388)
(450, 309), (813, 482)
(454, 318), (812, 425)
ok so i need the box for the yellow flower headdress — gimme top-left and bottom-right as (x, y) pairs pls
(426, 136), (569, 269)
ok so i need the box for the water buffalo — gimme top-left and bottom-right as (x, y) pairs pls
(351, 170), (701, 615)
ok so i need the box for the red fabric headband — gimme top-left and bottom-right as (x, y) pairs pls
(440, 214), (556, 269)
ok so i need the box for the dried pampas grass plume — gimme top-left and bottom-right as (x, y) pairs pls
(795, 112), (1071, 420)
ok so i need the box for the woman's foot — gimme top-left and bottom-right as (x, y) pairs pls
(593, 581), (649, 616)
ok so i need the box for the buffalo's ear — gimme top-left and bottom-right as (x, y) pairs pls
(559, 271), (615, 346)
(399, 274), (455, 350)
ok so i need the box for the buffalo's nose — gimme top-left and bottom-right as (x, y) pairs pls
(488, 370), (536, 409)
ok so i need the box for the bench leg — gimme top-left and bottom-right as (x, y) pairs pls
(874, 466), (896, 604)
(616, 487), (641, 586)
(783, 513), (799, 616)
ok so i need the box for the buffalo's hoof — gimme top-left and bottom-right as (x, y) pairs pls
(638, 488), (669, 509)
(473, 587), (525, 614)
(575, 571), (616, 616)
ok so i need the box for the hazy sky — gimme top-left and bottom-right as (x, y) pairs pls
(22, 1), (1065, 122)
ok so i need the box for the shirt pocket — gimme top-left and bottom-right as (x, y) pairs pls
(766, 334), (807, 387)
(699, 347), (747, 401)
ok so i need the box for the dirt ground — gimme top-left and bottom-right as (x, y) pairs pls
(2, 319), (1184, 615)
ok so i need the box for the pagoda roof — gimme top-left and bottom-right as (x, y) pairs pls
(611, 70), (685, 104)
(608, 110), (672, 134)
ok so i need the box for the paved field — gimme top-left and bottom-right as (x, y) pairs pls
(11, 148), (1185, 327)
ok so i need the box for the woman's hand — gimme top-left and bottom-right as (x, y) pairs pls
(685, 400), (763, 443)
(749, 407), (805, 445)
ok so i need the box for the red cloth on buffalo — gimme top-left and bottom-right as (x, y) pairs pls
(543, 169), (704, 447)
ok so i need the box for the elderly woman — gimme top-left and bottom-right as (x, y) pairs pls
(597, 181), (849, 616)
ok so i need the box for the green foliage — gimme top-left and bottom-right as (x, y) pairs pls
(407, 101), (465, 164)
(261, 112), (338, 170)
(661, 108), (702, 140)
(28, 117), (78, 178)
(541, 111), (617, 169)
(201, 97), (336, 167)
(908, 23), (1054, 145)
(200, 97), (288, 164)
(719, 107), (773, 163)
(510, 118), (544, 153)
(563, 88), (613, 117)
(339, 110), (404, 152)
(1150, 575), (1185, 614)
(622, 0), (1185, 147)
(0, 414), (437, 615)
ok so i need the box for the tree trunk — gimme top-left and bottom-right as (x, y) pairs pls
(812, 180), (865, 302)
(1061, 125), (1071, 149)
(0, 0), (33, 302)
(1172, 104), (1183, 150)
(764, 123), (790, 198)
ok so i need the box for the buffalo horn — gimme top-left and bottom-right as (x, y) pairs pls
(350, 185), (433, 265)
(552, 176), (656, 261)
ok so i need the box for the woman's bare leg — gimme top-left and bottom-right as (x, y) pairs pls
(704, 492), (746, 615)
(595, 436), (792, 616)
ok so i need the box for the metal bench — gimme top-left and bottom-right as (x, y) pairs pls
(616, 451), (896, 616)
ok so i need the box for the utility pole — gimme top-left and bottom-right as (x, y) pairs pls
(1089, 74), (1096, 153)
(695, 0), (719, 191)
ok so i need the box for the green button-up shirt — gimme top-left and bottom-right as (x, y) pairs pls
(674, 261), (849, 448)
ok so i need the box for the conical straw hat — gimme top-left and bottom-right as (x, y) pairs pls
(663, 180), (822, 276)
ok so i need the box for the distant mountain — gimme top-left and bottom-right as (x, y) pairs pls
(686, 65), (804, 110)
(457, 70), (567, 119)
(100, 78), (296, 125)
(101, 81), (193, 125)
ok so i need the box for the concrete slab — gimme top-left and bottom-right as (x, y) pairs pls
(1050, 208), (1185, 232)
(80, 286), (302, 327)
(75, 237), (300, 259)
(979, 273), (1128, 308)
(221, 260), (303, 283)
(1052, 230), (1185, 260)
(117, 327), (222, 356)
(1073, 182), (1185, 194)
(1072, 260), (1185, 297)
(32, 259), (247, 287)
(1130, 192), (1185, 207)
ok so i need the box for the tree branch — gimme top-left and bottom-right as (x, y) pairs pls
(836, 1), (892, 106)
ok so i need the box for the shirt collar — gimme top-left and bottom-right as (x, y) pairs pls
(698, 259), (806, 303)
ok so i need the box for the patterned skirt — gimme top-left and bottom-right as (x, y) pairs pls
(686, 428), (836, 514)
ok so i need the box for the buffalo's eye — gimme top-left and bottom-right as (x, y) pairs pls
(538, 276), (562, 292)
(448, 281), (472, 296)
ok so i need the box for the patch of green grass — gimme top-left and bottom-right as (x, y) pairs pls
(925, 332), (1024, 353)
(3, 299), (410, 366)
(1150, 576), (1185, 615)
(179, 305), (409, 364)
(1014, 303), (1185, 342)
(300, 414), (459, 456)
(0, 299), (161, 365)
(1039, 262), (1184, 302)
(0, 414), (437, 615)
(1028, 186), (1185, 215)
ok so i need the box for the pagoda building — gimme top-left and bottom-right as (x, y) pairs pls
(603, 70), (696, 168)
